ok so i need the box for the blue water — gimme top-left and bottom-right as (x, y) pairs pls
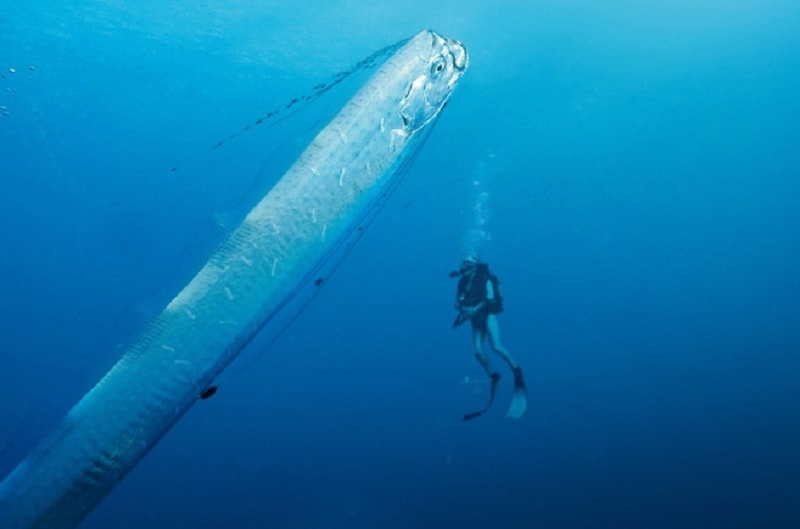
(2, 1), (799, 528)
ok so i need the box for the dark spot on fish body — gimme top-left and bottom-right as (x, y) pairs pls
(314, 278), (324, 287)
(199, 386), (218, 400)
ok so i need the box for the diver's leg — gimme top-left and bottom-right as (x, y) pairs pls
(471, 322), (496, 377)
(471, 321), (501, 409)
(486, 314), (518, 369)
(486, 314), (527, 418)
(462, 321), (501, 421)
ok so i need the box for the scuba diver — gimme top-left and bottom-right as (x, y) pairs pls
(450, 255), (527, 420)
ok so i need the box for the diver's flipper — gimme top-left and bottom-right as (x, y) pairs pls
(463, 373), (500, 421)
(505, 367), (527, 419)
(462, 409), (484, 421)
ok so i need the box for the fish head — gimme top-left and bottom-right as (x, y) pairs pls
(399, 30), (468, 133)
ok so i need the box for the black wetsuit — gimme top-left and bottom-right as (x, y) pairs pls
(456, 263), (502, 329)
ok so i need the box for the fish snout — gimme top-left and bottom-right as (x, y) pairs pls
(448, 39), (468, 72)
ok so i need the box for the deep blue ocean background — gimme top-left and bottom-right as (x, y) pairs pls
(2, 1), (799, 528)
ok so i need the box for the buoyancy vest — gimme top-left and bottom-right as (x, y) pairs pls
(456, 263), (504, 314)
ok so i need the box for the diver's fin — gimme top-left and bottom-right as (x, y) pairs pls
(462, 372), (500, 421)
(462, 410), (484, 421)
(505, 367), (527, 419)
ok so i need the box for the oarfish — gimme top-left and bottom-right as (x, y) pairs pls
(0, 29), (467, 529)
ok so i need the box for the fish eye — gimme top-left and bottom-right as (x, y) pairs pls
(431, 57), (447, 77)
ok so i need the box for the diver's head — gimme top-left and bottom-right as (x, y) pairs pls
(460, 254), (479, 274)
(448, 254), (480, 278)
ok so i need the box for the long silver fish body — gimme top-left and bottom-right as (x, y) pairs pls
(0, 29), (467, 529)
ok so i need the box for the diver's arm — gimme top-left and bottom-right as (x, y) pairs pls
(455, 278), (491, 316)
(464, 283), (491, 316)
